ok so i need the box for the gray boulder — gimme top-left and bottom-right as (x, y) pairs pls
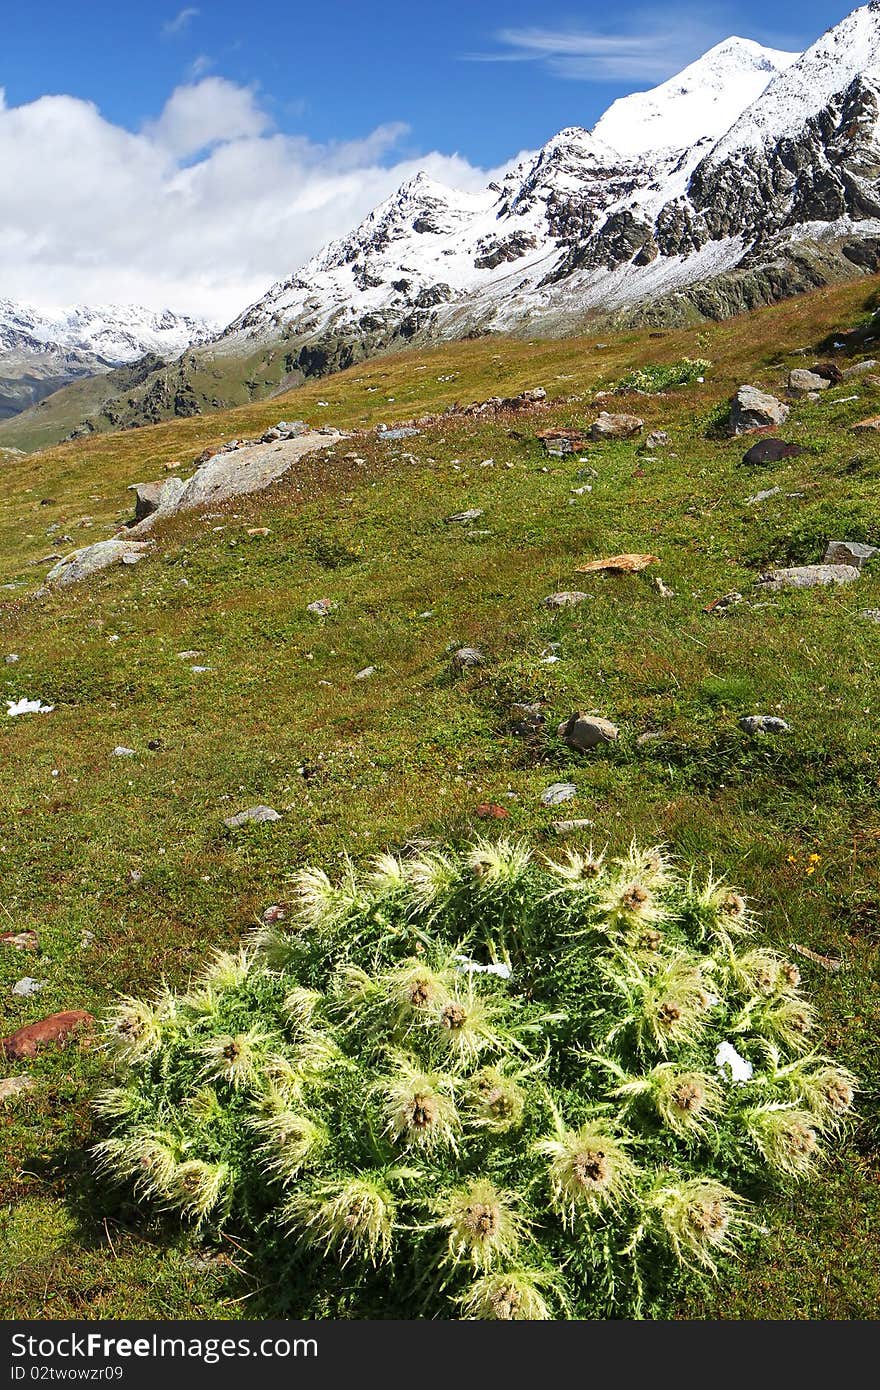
(823, 540), (878, 570)
(590, 411), (644, 441)
(788, 369), (830, 394)
(739, 715), (790, 734)
(758, 564), (860, 590)
(46, 538), (153, 588)
(224, 806), (281, 829)
(544, 591), (590, 608)
(451, 646), (485, 672)
(730, 386), (790, 434)
(558, 712), (619, 751)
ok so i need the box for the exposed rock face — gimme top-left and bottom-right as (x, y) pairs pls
(823, 539), (879, 567)
(0, 1010), (94, 1059)
(730, 386), (790, 434)
(742, 438), (804, 464)
(45, 538), (154, 588)
(758, 563), (861, 589)
(558, 713), (620, 750)
(788, 369), (831, 393)
(590, 412), (644, 440)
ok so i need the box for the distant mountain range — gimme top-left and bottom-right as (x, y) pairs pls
(3, 2), (880, 451)
(0, 300), (213, 421)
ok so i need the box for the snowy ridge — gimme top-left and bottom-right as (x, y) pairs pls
(0, 299), (214, 366)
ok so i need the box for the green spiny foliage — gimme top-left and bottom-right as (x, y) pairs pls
(93, 840), (856, 1319)
(615, 358), (712, 393)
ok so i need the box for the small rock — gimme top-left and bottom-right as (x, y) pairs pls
(841, 359), (879, 379)
(542, 782), (578, 805)
(544, 591), (590, 609)
(823, 540), (878, 569)
(262, 903), (288, 924)
(558, 712), (619, 751)
(354, 666), (376, 681)
(379, 426), (421, 441)
(637, 730), (665, 746)
(860, 608), (880, 623)
(12, 978), (45, 997)
(1, 930), (39, 951)
(758, 565), (860, 591)
(127, 480), (166, 523)
(451, 647), (485, 672)
(746, 487), (781, 504)
(730, 386), (790, 435)
(247, 527), (270, 537)
(741, 438), (803, 466)
(590, 411), (644, 441)
(851, 415), (880, 434)
(654, 577), (674, 598)
(809, 362), (843, 385)
(128, 870), (144, 885)
(224, 806), (281, 829)
(0, 1075), (35, 1102)
(112, 746), (136, 757)
(445, 509), (484, 524)
(177, 650), (204, 660)
(0, 1010), (94, 1059)
(644, 431), (669, 449)
(46, 538), (153, 587)
(551, 818), (594, 835)
(307, 598), (336, 616)
(739, 715), (790, 735)
(475, 803), (509, 819)
(4, 653), (20, 664)
(788, 369), (830, 394)
(704, 591), (743, 614)
(510, 703), (544, 728)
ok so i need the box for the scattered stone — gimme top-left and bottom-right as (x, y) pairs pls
(590, 411), (644, 441)
(576, 553), (658, 574)
(537, 428), (589, 456)
(704, 591), (743, 614)
(746, 487), (782, 504)
(644, 431), (669, 449)
(558, 712), (619, 751)
(4, 653), (20, 664)
(12, 978), (44, 997)
(224, 806), (281, 829)
(1, 931), (39, 951)
(741, 438), (804, 466)
(112, 746), (136, 757)
(45, 538), (153, 588)
(851, 415), (880, 434)
(451, 646), (485, 672)
(510, 702), (544, 728)
(810, 362), (843, 384)
(654, 577), (675, 598)
(823, 540), (878, 569)
(307, 598), (337, 616)
(544, 591), (590, 608)
(177, 650), (204, 660)
(7, 699), (54, 717)
(0, 1010), (94, 1059)
(549, 819), (595, 839)
(860, 608), (880, 623)
(127, 480), (166, 523)
(637, 730), (665, 746)
(378, 426), (421, 441)
(475, 803), (509, 820)
(758, 564), (860, 591)
(0, 1075), (35, 1102)
(128, 870), (144, 886)
(541, 782), (578, 805)
(739, 715), (790, 735)
(841, 359), (879, 379)
(247, 527), (270, 537)
(788, 369), (830, 394)
(789, 942), (842, 972)
(445, 509), (484, 524)
(354, 666), (375, 681)
(261, 420), (308, 443)
(262, 904), (288, 924)
(730, 386), (790, 435)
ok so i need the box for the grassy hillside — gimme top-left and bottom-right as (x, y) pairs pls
(0, 278), (878, 1318)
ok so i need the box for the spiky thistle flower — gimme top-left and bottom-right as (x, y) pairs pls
(380, 1054), (460, 1153)
(283, 1174), (397, 1266)
(644, 1177), (749, 1274)
(467, 837), (532, 889)
(184, 1086), (226, 1126)
(435, 1180), (527, 1272)
(103, 990), (177, 1063)
(292, 859), (364, 934)
(201, 948), (253, 991)
(790, 1061), (857, 1124)
(282, 986), (323, 1031)
(686, 872), (753, 939)
(726, 948), (801, 999)
(166, 1159), (230, 1223)
(91, 1087), (143, 1122)
(458, 1270), (556, 1321)
(734, 995), (815, 1054)
(536, 1119), (636, 1225)
(93, 1126), (180, 1199)
(743, 1103), (823, 1177)
(251, 1110), (327, 1183)
(368, 851), (408, 896)
(196, 1029), (272, 1088)
(615, 1063), (723, 1140)
(404, 850), (461, 919)
(543, 845), (607, 890)
(614, 841), (673, 890)
(432, 983), (515, 1065)
(605, 952), (715, 1056)
(463, 1065), (526, 1133)
(596, 874), (667, 939)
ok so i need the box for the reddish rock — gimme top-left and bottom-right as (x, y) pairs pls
(851, 415), (880, 434)
(475, 803), (509, 819)
(0, 930), (39, 951)
(0, 1010), (94, 1059)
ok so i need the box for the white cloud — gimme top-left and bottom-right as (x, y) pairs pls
(469, 8), (742, 81)
(162, 7), (200, 38)
(0, 80), (507, 325)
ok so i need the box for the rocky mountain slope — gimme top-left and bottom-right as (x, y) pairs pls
(0, 300), (212, 421)
(3, 3), (880, 452)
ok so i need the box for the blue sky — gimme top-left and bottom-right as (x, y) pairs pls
(2, 1), (854, 164)
(0, 2), (859, 319)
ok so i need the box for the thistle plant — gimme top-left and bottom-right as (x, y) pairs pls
(92, 839), (857, 1319)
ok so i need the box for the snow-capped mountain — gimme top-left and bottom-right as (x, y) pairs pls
(0, 300), (213, 420)
(217, 4), (880, 369)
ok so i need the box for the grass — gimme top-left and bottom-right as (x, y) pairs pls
(1, 275), (879, 1319)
